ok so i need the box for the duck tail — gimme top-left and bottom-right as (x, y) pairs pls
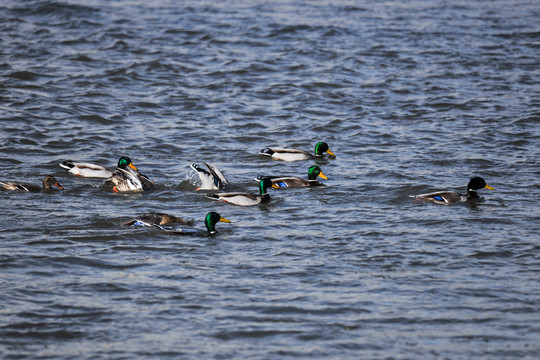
(59, 161), (75, 170)
(190, 163), (205, 173)
(259, 148), (275, 156)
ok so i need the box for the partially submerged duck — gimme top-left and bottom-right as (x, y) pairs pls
(190, 162), (228, 190)
(155, 212), (231, 236)
(0, 175), (63, 192)
(60, 156), (135, 178)
(254, 165), (328, 188)
(410, 177), (495, 205)
(205, 178), (277, 206)
(259, 142), (335, 161)
(123, 212), (195, 227)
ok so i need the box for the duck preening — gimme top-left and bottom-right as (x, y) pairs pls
(106, 166), (154, 192)
(99, 157), (154, 192)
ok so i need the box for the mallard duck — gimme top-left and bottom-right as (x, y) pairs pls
(107, 166), (154, 192)
(259, 142), (335, 161)
(123, 212), (195, 227)
(205, 178), (278, 206)
(190, 162), (228, 190)
(410, 177), (495, 205)
(0, 175), (63, 192)
(155, 212), (231, 236)
(59, 156), (136, 178)
(254, 165), (328, 188)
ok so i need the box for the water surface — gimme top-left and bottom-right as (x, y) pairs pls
(1, 0), (539, 358)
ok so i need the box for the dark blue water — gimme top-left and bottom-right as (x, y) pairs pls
(1, 0), (539, 358)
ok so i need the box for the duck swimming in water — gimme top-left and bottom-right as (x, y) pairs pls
(0, 175), (63, 192)
(60, 156), (135, 178)
(155, 212), (231, 236)
(190, 162), (228, 190)
(410, 177), (495, 205)
(205, 178), (278, 206)
(254, 166), (328, 188)
(259, 142), (335, 161)
(123, 212), (195, 227)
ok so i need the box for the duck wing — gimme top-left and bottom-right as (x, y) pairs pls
(60, 161), (114, 178)
(259, 147), (312, 161)
(206, 192), (266, 206)
(109, 167), (143, 191)
(255, 175), (322, 188)
(270, 176), (309, 188)
(0, 181), (41, 192)
(410, 191), (463, 205)
(124, 212), (194, 226)
(204, 162), (228, 187)
(137, 171), (154, 191)
(191, 163), (227, 190)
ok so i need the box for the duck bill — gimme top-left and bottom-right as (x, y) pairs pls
(55, 182), (64, 189)
(220, 217), (231, 223)
(326, 149), (335, 157)
(485, 184), (495, 190)
(318, 171), (328, 180)
(128, 162), (138, 171)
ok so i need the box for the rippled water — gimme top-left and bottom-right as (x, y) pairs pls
(1, 0), (539, 358)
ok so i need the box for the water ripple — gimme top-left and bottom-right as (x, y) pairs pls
(0, 0), (539, 359)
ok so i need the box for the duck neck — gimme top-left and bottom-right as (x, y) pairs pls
(42, 179), (55, 191)
(205, 219), (216, 235)
(466, 189), (480, 200)
(259, 182), (269, 195)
